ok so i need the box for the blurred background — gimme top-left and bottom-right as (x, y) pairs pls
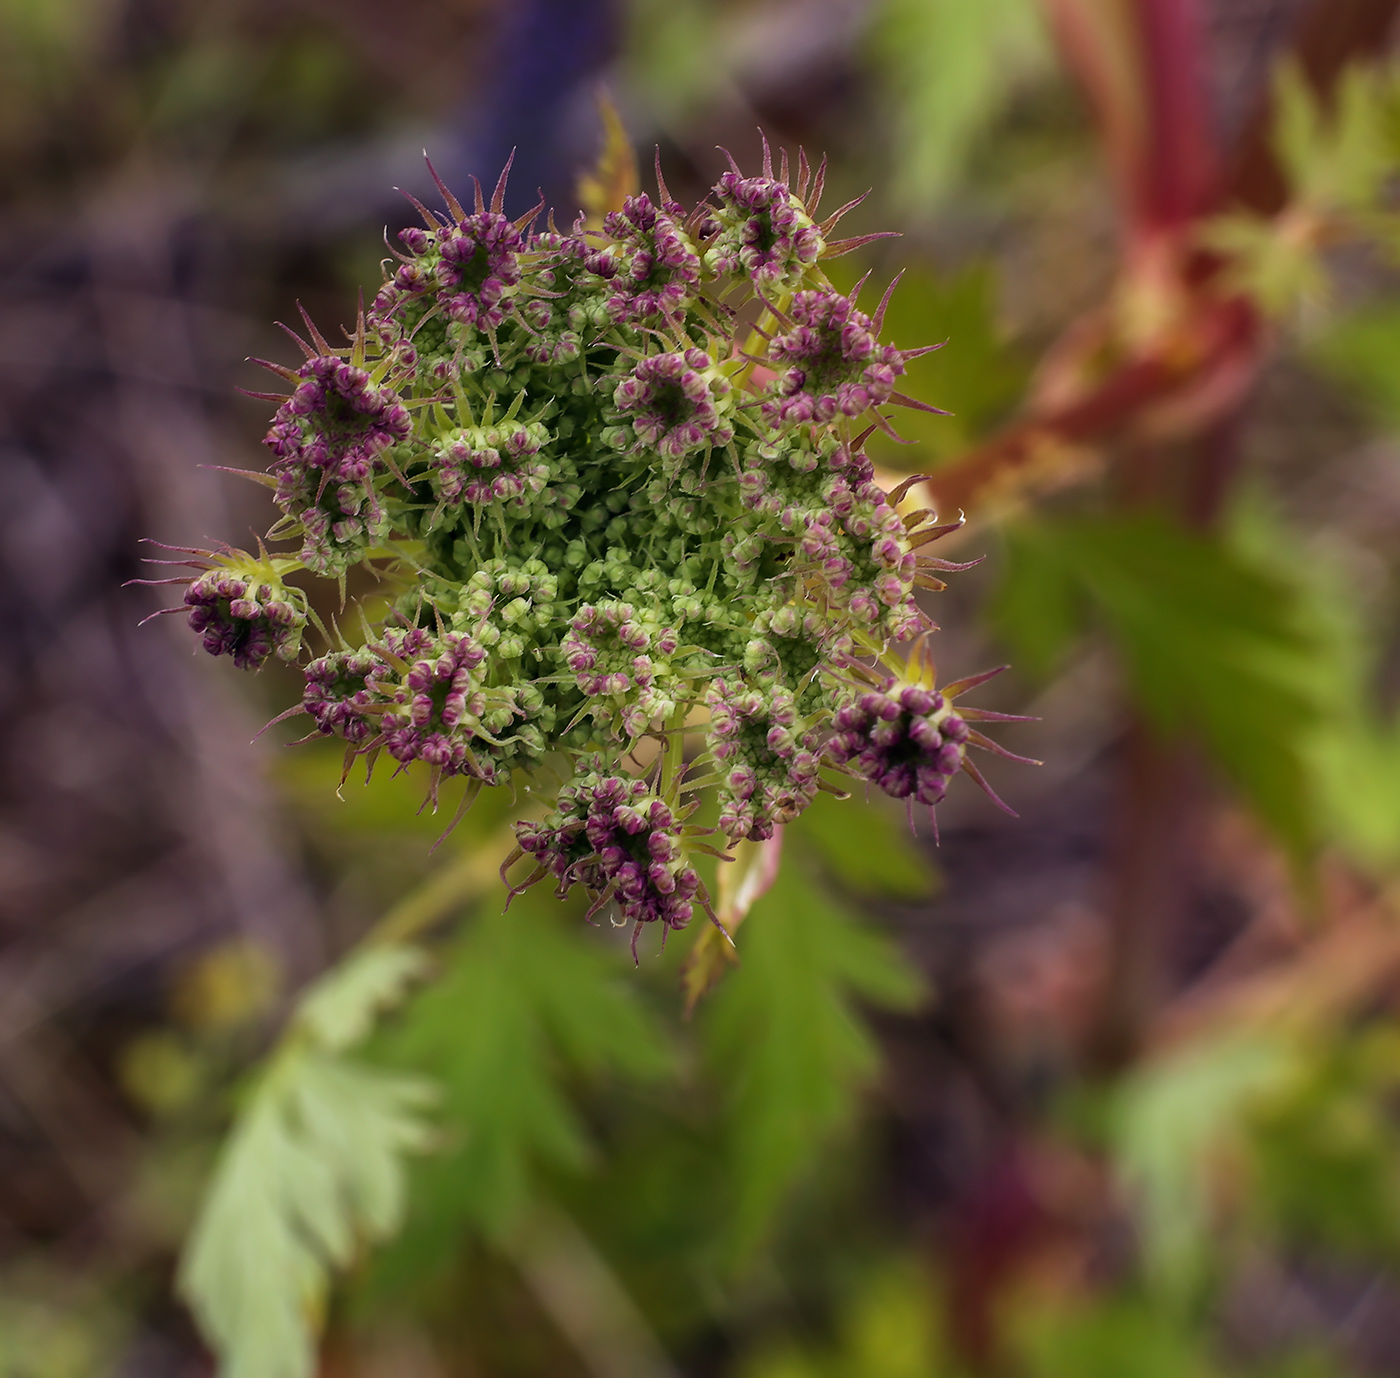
(9, 0), (1400, 1374)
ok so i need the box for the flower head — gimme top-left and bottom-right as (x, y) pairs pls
(158, 146), (1030, 959)
(765, 289), (905, 425)
(510, 767), (709, 961)
(612, 349), (734, 461)
(133, 545), (312, 671)
(434, 211), (524, 329)
(302, 648), (385, 743)
(705, 171), (825, 291)
(378, 630), (507, 779)
(827, 651), (1038, 826)
(593, 193), (701, 324)
(264, 356), (411, 483)
(184, 569), (304, 670)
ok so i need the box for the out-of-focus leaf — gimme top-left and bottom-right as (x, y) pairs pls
(705, 860), (925, 1258)
(373, 889), (673, 1283)
(993, 514), (1325, 856)
(990, 521), (1085, 679)
(1316, 718), (1400, 868)
(738, 1259), (943, 1378)
(1196, 63), (1393, 316)
(0, 0), (104, 88)
(1247, 1026), (1400, 1263)
(1112, 1034), (1290, 1297)
(179, 1054), (433, 1378)
(276, 741), (515, 843)
(178, 938), (436, 1378)
(620, 0), (723, 124)
(1226, 498), (1400, 871)
(794, 789), (937, 901)
(1201, 209), (1329, 317)
(1011, 1295), (1211, 1378)
(297, 945), (430, 1053)
(0, 1279), (124, 1378)
(1273, 59), (1390, 213)
(867, 0), (1049, 214)
(1309, 301), (1400, 430)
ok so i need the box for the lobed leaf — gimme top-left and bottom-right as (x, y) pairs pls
(372, 888), (674, 1283)
(178, 1052), (434, 1378)
(1273, 59), (1391, 213)
(297, 944), (430, 1053)
(178, 939), (435, 1378)
(704, 857), (925, 1258)
(993, 514), (1326, 856)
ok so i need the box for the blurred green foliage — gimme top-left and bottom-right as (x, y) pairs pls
(737, 1261), (942, 1378)
(1248, 1026), (1400, 1264)
(867, 0), (1051, 215)
(994, 514), (1325, 855)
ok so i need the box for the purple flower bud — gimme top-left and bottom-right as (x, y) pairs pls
(185, 567), (307, 671)
(613, 353), (733, 461)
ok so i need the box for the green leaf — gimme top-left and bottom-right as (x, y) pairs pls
(1111, 1035), (1290, 1298)
(737, 1259), (944, 1378)
(1226, 497), (1400, 870)
(1200, 210), (1329, 317)
(178, 1052), (434, 1378)
(705, 858), (925, 1258)
(1317, 716), (1400, 868)
(794, 789), (937, 901)
(1273, 59), (1390, 212)
(867, 0), (1049, 214)
(990, 520), (1085, 679)
(179, 938), (436, 1378)
(994, 514), (1326, 856)
(374, 889), (674, 1277)
(1309, 300), (1400, 430)
(1246, 1026), (1400, 1263)
(1011, 1295), (1212, 1378)
(297, 944), (430, 1053)
(619, 0), (723, 125)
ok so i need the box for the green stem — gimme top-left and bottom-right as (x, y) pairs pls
(660, 708), (687, 800)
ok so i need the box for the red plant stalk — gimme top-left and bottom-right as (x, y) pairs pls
(931, 0), (1400, 1367)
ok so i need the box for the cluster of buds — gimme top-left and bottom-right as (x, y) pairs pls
(589, 192), (701, 325)
(150, 139), (1031, 960)
(433, 419), (549, 508)
(377, 630), (495, 774)
(506, 768), (712, 960)
(765, 286), (928, 427)
(262, 355), (411, 483)
(705, 159), (825, 290)
(370, 158), (538, 339)
(826, 645), (1039, 830)
(302, 648), (382, 743)
(134, 547), (314, 672)
(707, 680), (822, 842)
(611, 349), (735, 464)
